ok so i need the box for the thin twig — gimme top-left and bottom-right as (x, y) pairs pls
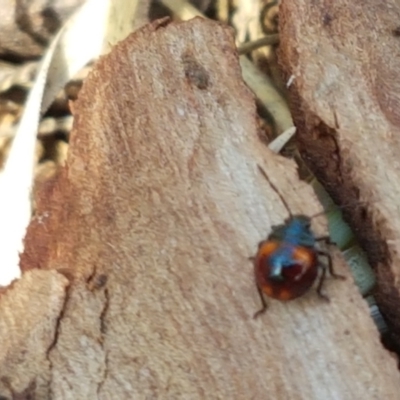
(238, 35), (279, 55)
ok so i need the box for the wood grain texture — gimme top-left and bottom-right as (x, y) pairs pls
(278, 0), (400, 352)
(1, 17), (398, 398)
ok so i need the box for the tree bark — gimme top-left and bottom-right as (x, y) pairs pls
(0, 17), (398, 399)
(278, 0), (400, 352)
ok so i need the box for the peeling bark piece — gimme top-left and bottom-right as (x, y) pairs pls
(278, 1), (400, 351)
(11, 17), (400, 398)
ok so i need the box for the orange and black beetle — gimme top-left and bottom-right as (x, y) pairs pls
(253, 166), (345, 318)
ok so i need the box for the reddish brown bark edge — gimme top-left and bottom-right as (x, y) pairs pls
(278, 0), (400, 354)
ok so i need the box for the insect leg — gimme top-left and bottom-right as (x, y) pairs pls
(317, 250), (346, 280)
(253, 285), (268, 319)
(315, 263), (330, 301)
(315, 236), (337, 246)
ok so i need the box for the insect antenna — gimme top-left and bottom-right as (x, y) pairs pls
(257, 164), (293, 219)
(258, 164), (369, 222)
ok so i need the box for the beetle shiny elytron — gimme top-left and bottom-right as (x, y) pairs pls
(253, 166), (345, 318)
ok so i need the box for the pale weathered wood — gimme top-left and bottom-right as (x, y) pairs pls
(0, 270), (69, 398)
(278, 0), (400, 352)
(0, 17), (398, 399)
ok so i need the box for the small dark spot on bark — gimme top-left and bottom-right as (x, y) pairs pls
(359, 207), (368, 220)
(95, 274), (108, 289)
(87, 273), (108, 291)
(323, 13), (333, 27)
(392, 26), (400, 37)
(182, 52), (210, 90)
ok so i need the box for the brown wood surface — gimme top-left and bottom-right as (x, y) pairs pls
(1, 17), (399, 399)
(278, 0), (400, 352)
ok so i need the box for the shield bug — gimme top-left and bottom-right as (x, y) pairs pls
(253, 165), (345, 318)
